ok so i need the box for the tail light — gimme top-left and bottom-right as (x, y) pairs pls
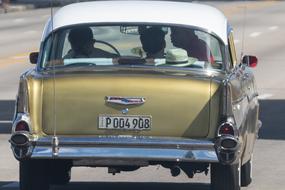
(15, 121), (30, 132)
(218, 122), (235, 136)
(242, 55), (258, 68)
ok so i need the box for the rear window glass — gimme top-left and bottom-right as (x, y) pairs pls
(41, 24), (225, 70)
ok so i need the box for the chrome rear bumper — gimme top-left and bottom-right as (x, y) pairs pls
(11, 136), (219, 163)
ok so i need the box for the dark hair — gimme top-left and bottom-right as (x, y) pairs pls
(140, 27), (166, 54)
(68, 27), (94, 46)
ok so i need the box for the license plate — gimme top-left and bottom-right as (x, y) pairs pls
(98, 115), (152, 130)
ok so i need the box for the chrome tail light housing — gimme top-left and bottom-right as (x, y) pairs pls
(10, 113), (33, 160)
(215, 120), (240, 164)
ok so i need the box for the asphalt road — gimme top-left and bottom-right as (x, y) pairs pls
(0, 1), (285, 190)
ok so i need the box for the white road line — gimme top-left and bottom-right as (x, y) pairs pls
(249, 32), (261, 38)
(0, 120), (12, 123)
(258, 93), (273, 100)
(42, 14), (50, 19)
(24, 30), (38, 35)
(2, 182), (19, 188)
(234, 39), (240, 44)
(13, 18), (25, 23)
(268, 26), (279, 31)
(12, 55), (28, 60)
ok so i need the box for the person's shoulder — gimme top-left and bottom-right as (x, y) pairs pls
(63, 50), (74, 59)
(197, 39), (209, 49)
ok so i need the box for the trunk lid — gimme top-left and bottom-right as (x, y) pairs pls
(41, 71), (212, 138)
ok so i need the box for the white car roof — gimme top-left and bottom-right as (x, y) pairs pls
(42, 1), (229, 44)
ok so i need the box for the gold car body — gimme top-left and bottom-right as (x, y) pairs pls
(10, 0), (260, 180)
(28, 71), (216, 137)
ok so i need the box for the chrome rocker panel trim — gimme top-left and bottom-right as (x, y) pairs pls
(29, 136), (219, 163)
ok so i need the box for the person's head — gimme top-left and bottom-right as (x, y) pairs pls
(140, 27), (166, 58)
(170, 26), (197, 48)
(68, 27), (95, 54)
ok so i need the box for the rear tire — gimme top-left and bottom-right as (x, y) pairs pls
(241, 157), (252, 187)
(20, 160), (50, 190)
(49, 160), (72, 185)
(211, 162), (240, 190)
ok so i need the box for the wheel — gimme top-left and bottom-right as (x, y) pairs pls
(241, 156), (253, 187)
(20, 160), (50, 190)
(95, 40), (121, 56)
(211, 162), (241, 190)
(49, 160), (72, 185)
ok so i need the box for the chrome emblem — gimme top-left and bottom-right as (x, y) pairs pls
(122, 108), (129, 114)
(105, 96), (145, 105)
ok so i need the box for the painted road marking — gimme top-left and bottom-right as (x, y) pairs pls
(249, 32), (261, 38)
(24, 30), (39, 35)
(0, 51), (37, 67)
(268, 26), (279, 31)
(0, 121), (12, 123)
(13, 18), (25, 23)
(0, 57), (28, 66)
(1, 182), (18, 188)
(12, 55), (28, 60)
(42, 14), (50, 19)
(234, 39), (240, 44)
(220, 1), (278, 17)
(258, 94), (273, 100)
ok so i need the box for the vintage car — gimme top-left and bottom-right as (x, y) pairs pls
(9, 1), (261, 190)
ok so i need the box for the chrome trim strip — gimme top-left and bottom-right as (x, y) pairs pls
(247, 92), (259, 103)
(105, 96), (145, 105)
(29, 136), (218, 163)
(35, 136), (214, 149)
(232, 95), (247, 105)
(31, 147), (218, 162)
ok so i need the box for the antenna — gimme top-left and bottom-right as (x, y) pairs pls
(240, 2), (247, 62)
(50, 0), (59, 157)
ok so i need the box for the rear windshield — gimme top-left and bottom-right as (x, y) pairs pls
(40, 24), (225, 70)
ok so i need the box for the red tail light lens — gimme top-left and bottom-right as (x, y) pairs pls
(242, 55), (258, 68)
(218, 122), (234, 136)
(15, 121), (29, 132)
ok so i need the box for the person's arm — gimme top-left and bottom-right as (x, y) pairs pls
(92, 48), (119, 58)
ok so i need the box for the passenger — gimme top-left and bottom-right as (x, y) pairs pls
(64, 27), (117, 58)
(170, 26), (213, 63)
(140, 27), (166, 59)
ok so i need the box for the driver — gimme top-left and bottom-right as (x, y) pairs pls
(64, 27), (117, 58)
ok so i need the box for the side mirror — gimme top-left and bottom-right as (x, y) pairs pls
(29, 52), (39, 64)
(242, 55), (258, 68)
